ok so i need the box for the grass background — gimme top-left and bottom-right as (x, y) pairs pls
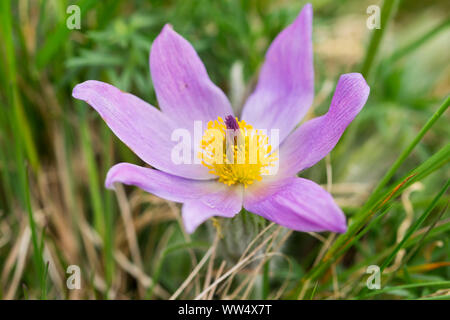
(0, 0), (449, 299)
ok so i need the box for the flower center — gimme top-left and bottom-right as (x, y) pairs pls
(198, 115), (277, 187)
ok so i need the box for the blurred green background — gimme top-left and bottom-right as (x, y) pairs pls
(0, 0), (449, 300)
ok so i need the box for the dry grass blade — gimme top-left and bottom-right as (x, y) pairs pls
(114, 183), (144, 296)
(167, 201), (201, 296)
(196, 229), (279, 300)
(114, 250), (169, 299)
(170, 242), (216, 300)
(207, 260), (227, 300)
(202, 233), (220, 299)
(5, 227), (31, 299)
(219, 222), (277, 297)
(298, 233), (336, 300)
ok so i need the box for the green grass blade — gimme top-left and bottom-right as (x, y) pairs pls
(23, 163), (46, 299)
(367, 96), (449, 207)
(360, 0), (400, 79)
(386, 18), (450, 64)
(291, 142), (450, 298)
(36, 0), (97, 69)
(358, 281), (450, 299)
(379, 181), (449, 272)
(0, 0), (39, 171)
(79, 107), (105, 238)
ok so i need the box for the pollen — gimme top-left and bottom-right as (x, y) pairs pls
(198, 115), (278, 187)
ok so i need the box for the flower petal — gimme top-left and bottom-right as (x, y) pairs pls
(279, 73), (369, 177)
(150, 25), (234, 128)
(106, 163), (243, 234)
(182, 190), (242, 234)
(244, 177), (347, 233)
(241, 4), (314, 142)
(73, 80), (211, 180)
(105, 163), (217, 201)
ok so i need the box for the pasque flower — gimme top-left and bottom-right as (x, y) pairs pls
(73, 4), (369, 234)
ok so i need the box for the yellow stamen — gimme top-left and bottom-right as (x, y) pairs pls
(198, 116), (278, 187)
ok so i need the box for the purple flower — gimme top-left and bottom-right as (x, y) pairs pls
(72, 4), (369, 234)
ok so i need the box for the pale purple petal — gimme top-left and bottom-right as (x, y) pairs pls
(150, 25), (234, 129)
(182, 187), (243, 234)
(244, 177), (347, 233)
(106, 163), (243, 234)
(279, 73), (369, 177)
(105, 163), (220, 201)
(73, 80), (212, 180)
(241, 4), (314, 142)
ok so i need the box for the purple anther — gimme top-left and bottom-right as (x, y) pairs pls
(225, 115), (239, 130)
